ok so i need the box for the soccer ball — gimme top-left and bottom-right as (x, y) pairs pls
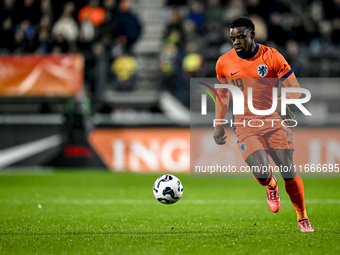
(153, 174), (183, 204)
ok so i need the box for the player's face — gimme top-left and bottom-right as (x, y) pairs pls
(230, 27), (254, 57)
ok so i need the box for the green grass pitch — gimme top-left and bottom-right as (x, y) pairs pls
(0, 170), (339, 254)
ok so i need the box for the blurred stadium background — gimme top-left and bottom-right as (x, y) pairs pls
(0, 0), (339, 172)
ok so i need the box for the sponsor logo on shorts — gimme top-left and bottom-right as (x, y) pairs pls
(240, 143), (247, 153)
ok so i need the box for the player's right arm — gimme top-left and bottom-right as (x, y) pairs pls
(214, 89), (230, 145)
(214, 58), (230, 145)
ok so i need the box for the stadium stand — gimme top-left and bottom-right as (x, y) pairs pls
(0, 0), (340, 126)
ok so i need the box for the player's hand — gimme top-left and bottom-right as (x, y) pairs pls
(213, 125), (227, 145)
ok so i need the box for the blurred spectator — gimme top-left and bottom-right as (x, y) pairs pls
(95, 10), (116, 49)
(318, 20), (332, 41)
(52, 2), (79, 43)
(164, 7), (185, 49)
(78, 0), (105, 26)
(103, 0), (118, 16)
(35, 14), (52, 53)
(285, 40), (303, 76)
(164, 0), (188, 21)
(267, 12), (288, 46)
(1, 17), (15, 52)
(12, 19), (38, 53)
(205, 0), (223, 25)
(164, 7), (184, 36)
(1, 0), (16, 24)
(224, 0), (246, 23)
(12, 28), (26, 53)
(187, 0), (205, 33)
(249, 14), (267, 44)
(182, 41), (204, 105)
(159, 43), (179, 75)
(182, 41), (203, 74)
(203, 22), (224, 47)
(289, 15), (306, 43)
(77, 0), (102, 97)
(183, 18), (203, 48)
(22, 20), (39, 52)
(303, 19), (321, 48)
(308, 0), (323, 22)
(158, 43), (185, 103)
(331, 18), (340, 44)
(111, 53), (137, 91)
(115, 0), (142, 52)
(219, 26), (233, 55)
(35, 28), (50, 53)
(164, 29), (183, 51)
(38, 14), (52, 32)
(79, 19), (95, 45)
(49, 33), (69, 53)
(40, 0), (53, 24)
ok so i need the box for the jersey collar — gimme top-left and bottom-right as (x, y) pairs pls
(237, 43), (259, 59)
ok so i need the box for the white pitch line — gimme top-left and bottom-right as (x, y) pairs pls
(0, 199), (339, 205)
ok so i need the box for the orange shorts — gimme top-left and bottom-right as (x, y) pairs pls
(237, 126), (294, 161)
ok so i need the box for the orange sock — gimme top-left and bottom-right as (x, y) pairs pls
(284, 175), (308, 220)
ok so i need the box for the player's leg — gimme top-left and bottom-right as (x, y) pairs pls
(273, 150), (308, 220)
(238, 134), (281, 212)
(245, 149), (280, 213)
(246, 149), (271, 183)
(269, 129), (314, 232)
(238, 135), (271, 183)
(239, 135), (272, 185)
(269, 149), (296, 180)
(238, 133), (281, 213)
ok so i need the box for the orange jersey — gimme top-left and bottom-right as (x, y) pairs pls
(215, 43), (300, 121)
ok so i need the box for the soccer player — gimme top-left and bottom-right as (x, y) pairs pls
(213, 16), (314, 232)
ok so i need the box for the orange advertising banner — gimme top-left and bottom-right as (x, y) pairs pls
(89, 128), (340, 173)
(0, 54), (84, 97)
(89, 129), (190, 172)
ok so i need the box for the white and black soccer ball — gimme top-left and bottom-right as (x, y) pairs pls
(153, 174), (183, 204)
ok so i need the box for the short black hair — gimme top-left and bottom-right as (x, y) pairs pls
(230, 17), (255, 32)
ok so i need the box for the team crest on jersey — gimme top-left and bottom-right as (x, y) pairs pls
(257, 64), (268, 78)
(240, 143), (247, 153)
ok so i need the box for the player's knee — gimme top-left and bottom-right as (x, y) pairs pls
(279, 160), (296, 180)
(281, 170), (296, 181)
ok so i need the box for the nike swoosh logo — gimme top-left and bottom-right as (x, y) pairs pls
(231, 71), (240, 76)
(0, 134), (63, 168)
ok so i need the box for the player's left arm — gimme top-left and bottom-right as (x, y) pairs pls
(272, 49), (301, 120)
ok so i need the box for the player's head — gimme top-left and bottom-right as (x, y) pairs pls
(230, 17), (255, 57)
